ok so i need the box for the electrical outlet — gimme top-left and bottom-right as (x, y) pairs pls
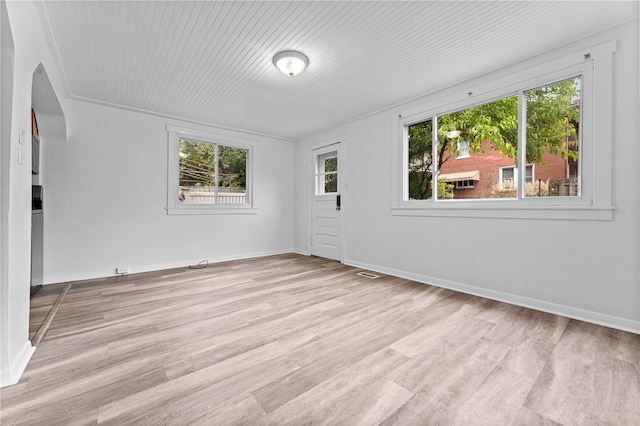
(116, 267), (128, 275)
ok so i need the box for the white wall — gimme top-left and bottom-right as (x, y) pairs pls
(295, 21), (640, 333)
(42, 100), (294, 283)
(2, 0), (293, 386)
(1, 0), (67, 386)
(0, 0), (16, 387)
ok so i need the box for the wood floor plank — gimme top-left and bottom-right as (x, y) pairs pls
(260, 348), (413, 426)
(1, 253), (638, 426)
(523, 337), (640, 425)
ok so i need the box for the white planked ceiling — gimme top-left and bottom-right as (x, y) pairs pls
(35, 1), (637, 140)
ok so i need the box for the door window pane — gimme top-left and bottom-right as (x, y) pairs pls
(316, 150), (338, 194)
(324, 156), (337, 173)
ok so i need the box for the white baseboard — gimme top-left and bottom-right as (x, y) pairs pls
(0, 341), (35, 388)
(293, 248), (310, 256)
(344, 258), (640, 335)
(43, 248), (295, 285)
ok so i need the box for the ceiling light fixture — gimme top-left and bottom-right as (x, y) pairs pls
(273, 50), (309, 76)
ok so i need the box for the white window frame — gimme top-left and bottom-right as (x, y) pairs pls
(456, 140), (470, 159)
(166, 125), (255, 215)
(499, 164), (534, 188)
(315, 150), (339, 195)
(391, 40), (616, 220)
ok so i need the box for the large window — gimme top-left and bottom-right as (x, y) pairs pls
(167, 126), (253, 214)
(392, 41), (616, 220)
(406, 78), (580, 201)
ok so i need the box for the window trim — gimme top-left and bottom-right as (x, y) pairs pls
(500, 164), (534, 188)
(315, 150), (339, 195)
(391, 40), (616, 220)
(166, 125), (256, 215)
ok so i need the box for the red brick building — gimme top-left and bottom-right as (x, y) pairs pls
(438, 139), (577, 199)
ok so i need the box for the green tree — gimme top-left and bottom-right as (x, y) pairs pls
(179, 139), (215, 187)
(218, 146), (247, 189)
(179, 140), (247, 189)
(408, 79), (579, 200)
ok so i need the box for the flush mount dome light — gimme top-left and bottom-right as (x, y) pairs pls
(273, 50), (309, 76)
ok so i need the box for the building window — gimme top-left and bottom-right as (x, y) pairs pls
(166, 126), (254, 215)
(392, 41), (616, 220)
(454, 179), (475, 189)
(499, 165), (533, 192)
(456, 140), (470, 159)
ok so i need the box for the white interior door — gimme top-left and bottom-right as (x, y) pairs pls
(311, 143), (341, 261)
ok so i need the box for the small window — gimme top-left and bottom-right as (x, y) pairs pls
(454, 179), (475, 189)
(456, 140), (470, 159)
(316, 151), (338, 194)
(167, 126), (253, 214)
(499, 165), (533, 195)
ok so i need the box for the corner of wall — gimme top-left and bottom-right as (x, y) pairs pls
(0, 341), (35, 388)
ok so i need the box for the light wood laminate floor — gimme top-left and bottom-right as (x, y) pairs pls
(1, 254), (638, 425)
(29, 283), (66, 340)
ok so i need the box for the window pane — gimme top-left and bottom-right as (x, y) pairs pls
(525, 77), (580, 197)
(179, 139), (216, 204)
(525, 165), (533, 184)
(325, 156), (337, 173)
(218, 146), (248, 204)
(437, 95), (518, 199)
(407, 119), (434, 200)
(324, 173), (338, 193)
(316, 150), (338, 195)
(457, 140), (470, 158)
(316, 172), (338, 194)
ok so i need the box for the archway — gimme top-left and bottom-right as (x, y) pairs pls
(28, 64), (66, 343)
(30, 64), (66, 291)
